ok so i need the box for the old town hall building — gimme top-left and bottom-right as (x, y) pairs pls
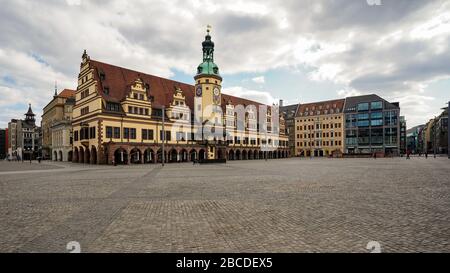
(72, 29), (289, 164)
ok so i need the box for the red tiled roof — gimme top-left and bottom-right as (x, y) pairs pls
(89, 59), (269, 111)
(296, 99), (345, 117)
(58, 89), (76, 98)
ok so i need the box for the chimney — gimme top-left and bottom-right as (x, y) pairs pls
(279, 99), (284, 107)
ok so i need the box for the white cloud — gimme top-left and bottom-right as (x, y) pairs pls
(223, 86), (278, 105)
(251, 76), (265, 84)
(337, 88), (362, 98)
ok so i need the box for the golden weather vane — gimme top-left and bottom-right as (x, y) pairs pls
(207, 25), (212, 34)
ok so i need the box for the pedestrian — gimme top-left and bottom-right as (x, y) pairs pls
(406, 150), (411, 160)
(373, 152), (377, 159)
(425, 152), (428, 159)
(38, 156), (41, 164)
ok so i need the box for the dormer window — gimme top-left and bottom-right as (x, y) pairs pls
(103, 87), (110, 95)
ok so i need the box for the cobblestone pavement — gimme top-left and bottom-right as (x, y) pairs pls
(0, 158), (449, 253)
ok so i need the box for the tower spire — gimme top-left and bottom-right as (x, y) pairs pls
(54, 81), (58, 97)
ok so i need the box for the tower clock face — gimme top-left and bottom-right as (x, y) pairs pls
(196, 86), (202, 97)
(213, 87), (220, 96)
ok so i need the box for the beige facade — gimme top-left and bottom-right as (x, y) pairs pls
(42, 89), (75, 159)
(295, 99), (345, 157)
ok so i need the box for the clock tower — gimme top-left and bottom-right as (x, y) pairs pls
(194, 26), (222, 123)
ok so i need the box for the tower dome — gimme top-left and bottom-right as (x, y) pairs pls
(195, 27), (221, 80)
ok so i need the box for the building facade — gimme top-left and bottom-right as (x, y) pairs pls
(72, 30), (289, 165)
(42, 88), (76, 160)
(431, 108), (448, 155)
(344, 95), (400, 156)
(406, 125), (424, 154)
(7, 105), (41, 160)
(281, 103), (300, 157)
(400, 116), (407, 155)
(295, 99), (345, 157)
(0, 128), (6, 159)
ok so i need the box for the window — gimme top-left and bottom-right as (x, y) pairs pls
(152, 109), (162, 117)
(133, 93), (138, 99)
(81, 107), (89, 115)
(358, 129), (370, 145)
(357, 113), (369, 120)
(142, 129), (148, 140)
(103, 87), (109, 95)
(371, 128), (383, 144)
(371, 112), (383, 119)
(357, 120), (370, 127)
(357, 103), (369, 111)
(371, 101), (383, 110)
(80, 127), (89, 140)
(113, 127), (120, 139)
(124, 128), (130, 139)
(74, 131), (79, 141)
(160, 130), (171, 141)
(176, 132), (186, 141)
(106, 103), (120, 112)
(89, 127), (96, 139)
(130, 128), (136, 139)
(385, 111), (398, 126)
(81, 89), (89, 99)
(106, 127), (113, 138)
(371, 119), (383, 126)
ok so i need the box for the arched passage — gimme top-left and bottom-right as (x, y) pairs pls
(59, 151), (63, 161)
(53, 151), (57, 161)
(236, 150), (241, 160)
(180, 149), (188, 162)
(217, 149), (224, 160)
(189, 150), (197, 162)
(114, 148), (128, 164)
(169, 149), (178, 163)
(228, 149), (235, 160)
(91, 146), (98, 164)
(144, 148), (154, 164)
(84, 148), (91, 164)
(68, 151), (73, 162)
(199, 149), (206, 161)
(130, 148), (141, 164)
(157, 149), (168, 163)
(242, 150), (247, 160)
(79, 147), (85, 164)
(73, 148), (79, 163)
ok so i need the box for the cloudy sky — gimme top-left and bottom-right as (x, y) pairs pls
(0, 0), (449, 128)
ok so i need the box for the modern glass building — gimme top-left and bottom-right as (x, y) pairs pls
(344, 94), (401, 156)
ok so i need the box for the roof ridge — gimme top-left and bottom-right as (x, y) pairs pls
(91, 59), (194, 88)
